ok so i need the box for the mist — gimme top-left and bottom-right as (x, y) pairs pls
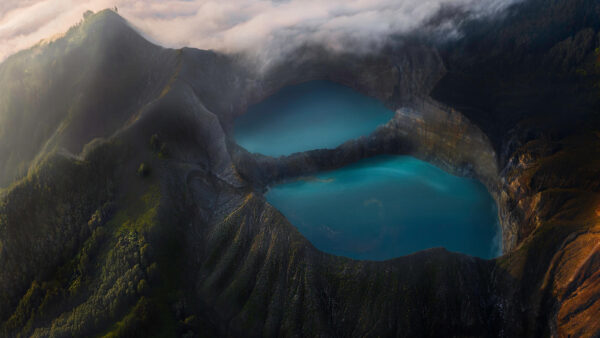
(0, 0), (522, 65)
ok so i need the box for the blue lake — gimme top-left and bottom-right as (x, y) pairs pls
(266, 156), (501, 260)
(234, 80), (395, 156)
(234, 80), (500, 260)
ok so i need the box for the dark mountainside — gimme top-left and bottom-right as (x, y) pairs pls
(0, 1), (598, 337)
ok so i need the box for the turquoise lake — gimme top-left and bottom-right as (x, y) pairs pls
(235, 80), (500, 260)
(266, 156), (501, 260)
(234, 80), (395, 156)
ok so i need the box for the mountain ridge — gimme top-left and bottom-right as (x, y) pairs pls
(0, 9), (178, 188)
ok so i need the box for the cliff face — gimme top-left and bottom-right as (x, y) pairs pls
(0, 5), (599, 337)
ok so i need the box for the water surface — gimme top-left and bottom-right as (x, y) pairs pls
(266, 156), (501, 260)
(234, 80), (395, 156)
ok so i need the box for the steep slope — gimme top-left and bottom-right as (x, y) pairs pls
(432, 0), (600, 152)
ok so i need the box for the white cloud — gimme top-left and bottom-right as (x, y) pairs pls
(0, 0), (521, 64)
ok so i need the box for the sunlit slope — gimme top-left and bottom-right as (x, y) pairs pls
(0, 10), (178, 188)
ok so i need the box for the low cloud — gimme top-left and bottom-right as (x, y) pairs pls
(0, 0), (521, 64)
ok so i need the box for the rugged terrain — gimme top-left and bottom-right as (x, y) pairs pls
(0, 1), (599, 336)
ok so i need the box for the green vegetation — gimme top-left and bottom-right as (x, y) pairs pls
(100, 297), (155, 338)
(0, 122), (195, 336)
(110, 184), (159, 234)
(0, 151), (113, 334)
(150, 134), (169, 158)
(137, 163), (150, 178)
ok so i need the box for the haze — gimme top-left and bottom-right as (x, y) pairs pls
(0, 0), (521, 65)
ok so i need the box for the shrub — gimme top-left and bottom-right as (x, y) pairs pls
(150, 134), (160, 152)
(137, 163), (150, 178)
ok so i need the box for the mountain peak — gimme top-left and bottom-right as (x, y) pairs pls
(76, 8), (140, 42)
(84, 8), (126, 25)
